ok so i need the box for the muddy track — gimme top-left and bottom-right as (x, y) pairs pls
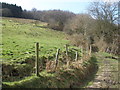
(87, 53), (119, 89)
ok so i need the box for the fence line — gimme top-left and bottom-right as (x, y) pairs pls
(34, 43), (92, 75)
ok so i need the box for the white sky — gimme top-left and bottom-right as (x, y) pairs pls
(0, 0), (119, 13)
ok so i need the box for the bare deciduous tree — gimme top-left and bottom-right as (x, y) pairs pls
(88, 1), (118, 24)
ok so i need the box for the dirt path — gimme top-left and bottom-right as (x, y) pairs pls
(86, 53), (119, 88)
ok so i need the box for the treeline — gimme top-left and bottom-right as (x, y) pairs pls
(64, 2), (119, 55)
(65, 14), (119, 55)
(22, 9), (75, 31)
(0, 2), (22, 17)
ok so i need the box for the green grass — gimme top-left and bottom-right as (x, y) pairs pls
(1, 17), (98, 88)
(1, 17), (69, 62)
(1, 17), (70, 83)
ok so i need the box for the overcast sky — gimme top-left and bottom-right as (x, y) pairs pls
(0, 0), (119, 13)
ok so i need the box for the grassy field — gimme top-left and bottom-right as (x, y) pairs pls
(1, 17), (69, 62)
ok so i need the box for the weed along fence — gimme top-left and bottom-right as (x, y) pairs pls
(2, 42), (93, 82)
(34, 42), (92, 76)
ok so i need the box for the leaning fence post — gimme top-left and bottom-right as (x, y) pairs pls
(35, 42), (39, 76)
(55, 49), (60, 70)
(75, 51), (78, 61)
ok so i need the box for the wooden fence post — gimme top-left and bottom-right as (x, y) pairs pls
(86, 44), (88, 56)
(75, 51), (78, 61)
(65, 44), (69, 68)
(35, 42), (39, 76)
(89, 45), (91, 56)
(65, 44), (68, 56)
(55, 49), (60, 70)
(81, 46), (83, 60)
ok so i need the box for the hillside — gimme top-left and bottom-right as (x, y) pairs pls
(1, 17), (98, 88)
(1, 17), (69, 83)
(2, 17), (69, 62)
(1, 1), (119, 89)
(1, 17), (119, 89)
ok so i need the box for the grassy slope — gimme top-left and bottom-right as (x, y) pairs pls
(2, 17), (69, 62)
(2, 17), (98, 88)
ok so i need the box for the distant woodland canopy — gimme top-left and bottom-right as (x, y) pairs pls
(0, 2), (22, 17)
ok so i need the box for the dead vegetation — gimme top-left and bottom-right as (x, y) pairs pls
(2, 44), (96, 83)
